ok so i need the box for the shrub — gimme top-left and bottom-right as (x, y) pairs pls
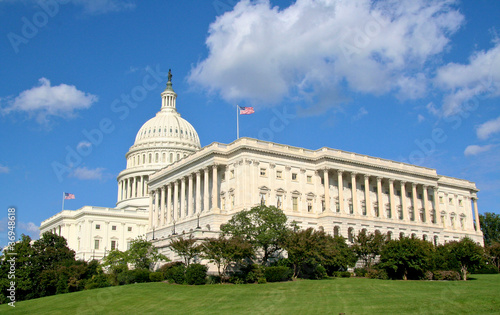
(313, 265), (328, 280)
(424, 271), (434, 281)
(185, 264), (208, 285)
(149, 272), (164, 282)
(116, 269), (151, 285)
(433, 270), (461, 281)
(159, 261), (184, 276)
(366, 269), (388, 280)
(207, 275), (221, 284)
(85, 274), (111, 290)
(165, 264), (186, 284)
(258, 277), (267, 284)
(264, 266), (293, 282)
(473, 265), (499, 274)
(133, 269), (151, 283)
(354, 268), (367, 277)
(340, 271), (351, 278)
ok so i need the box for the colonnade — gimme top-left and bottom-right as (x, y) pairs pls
(117, 175), (149, 201)
(149, 165), (219, 228)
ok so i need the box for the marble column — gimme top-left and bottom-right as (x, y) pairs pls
(131, 177), (136, 198)
(181, 177), (186, 218)
(212, 165), (218, 211)
(432, 187), (438, 224)
(196, 171), (201, 214)
(188, 174), (193, 217)
(422, 185), (429, 223)
(376, 177), (383, 218)
(137, 176), (142, 197)
(364, 175), (371, 217)
(337, 170), (344, 213)
(324, 169), (330, 212)
(117, 181), (122, 202)
(412, 183), (418, 222)
(388, 179), (395, 219)
(154, 189), (160, 227)
(148, 192), (154, 227)
(400, 181), (407, 221)
(166, 184), (172, 224)
(160, 186), (166, 226)
(351, 173), (358, 215)
(473, 197), (481, 232)
(174, 181), (179, 221)
(203, 168), (209, 212)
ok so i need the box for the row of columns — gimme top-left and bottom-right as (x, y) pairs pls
(149, 165), (220, 228)
(117, 175), (149, 202)
(322, 169), (438, 224)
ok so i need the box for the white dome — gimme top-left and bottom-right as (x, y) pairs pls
(134, 110), (200, 148)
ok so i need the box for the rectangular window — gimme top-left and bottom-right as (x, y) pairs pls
(307, 175), (312, 184)
(348, 183), (352, 189)
(292, 173), (298, 181)
(231, 195), (235, 207)
(335, 202), (340, 213)
(362, 205), (367, 216)
(127, 241), (131, 250)
(260, 193), (266, 205)
(276, 170), (283, 179)
(276, 195), (283, 209)
(449, 198), (454, 205)
(349, 203), (353, 214)
(230, 170), (235, 179)
(260, 168), (267, 177)
(112, 225), (117, 231)
(111, 240), (116, 250)
(94, 239), (99, 250)
(292, 197), (298, 211)
(307, 200), (313, 212)
(127, 226), (132, 232)
(459, 199), (463, 206)
(361, 185), (365, 190)
(221, 197), (226, 210)
(95, 224), (100, 230)
(439, 196), (444, 204)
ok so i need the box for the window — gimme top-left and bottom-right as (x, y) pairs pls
(292, 197), (298, 211)
(128, 226), (132, 232)
(374, 205), (379, 217)
(276, 195), (283, 209)
(111, 240), (116, 250)
(335, 201), (340, 213)
(127, 241), (131, 250)
(95, 224), (100, 230)
(459, 199), (463, 206)
(292, 173), (298, 181)
(307, 200), (313, 212)
(449, 198), (454, 205)
(276, 170), (283, 179)
(230, 170), (235, 179)
(362, 205), (367, 216)
(112, 225), (117, 231)
(349, 203), (353, 214)
(231, 195), (235, 207)
(307, 175), (312, 184)
(221, 172), (225, 181)
(439, 196), (444, 204)
(361, 185), (365, 190)
(94, 239), (100, 250)
(221, 197), (226, 210)
(260, 193), (266, 205)
(348, 183), (352, 189)
(260, 168), (267, 177)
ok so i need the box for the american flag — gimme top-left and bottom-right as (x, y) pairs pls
(239, 106), (255, 115)
(64, 192), (75, 200)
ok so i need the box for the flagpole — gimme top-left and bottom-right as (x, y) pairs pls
(62, 192), (65, 211)
(236, 105), (239, 140)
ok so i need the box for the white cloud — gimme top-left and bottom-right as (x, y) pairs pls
(1, 78), (98, 124)
(19, 221), (40, 234)
(70, 166), (105, 180)
(417, 114), (425, 123)
(477, 116), (500, 140)
(352, 107), (368, 121)
(435, 41), (500, 116)
(0, 164), (9, 174)
(189, 0), (463, 110)
(76, 141), (92, 150)
(464, 144), (494, 156)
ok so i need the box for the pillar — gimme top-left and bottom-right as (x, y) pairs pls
(196, 171), (201, 214)
(181, 177), (186, 218)
(212, 165), (218, 211)
(351, 173), (358, 215)
(422, 185), (429, 223)
(131, 177), (136, 198)
(148, 192), (154, 228)
(324, 169), (330, 212)
(412, 183), (418, 222)
(128, 178), (132, 199)
(188, 174), (193, 216)
(337, 170), (344, 213)
(432, 187), (438, 223)
(154, 189), (160, 227)
(166, 184), (172, 224)
(203, 168), (209, 212)
(400, 181), (407, 221)
(160, 186), (166, 226)
(388, 179), (395, 219)
(364, 175), (371, 217)
(376, 177), (383, 218)
(473, 197), (481, 232)
(137, 176), (142, 197)
(174, 181), (179, 221)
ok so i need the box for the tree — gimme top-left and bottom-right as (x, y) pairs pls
(485, 242), (500, 272)
(221, 205), (288, 264)
(126, 236), (168, 270)
(102, 249), (128, 274)
(168, 235), (202, 267)
(479, 212), (500, 245)
(378, 237), (434, 280)
(351, 230), (386, 267)
(445, 237), (483, 280)
(201, 236), (254, 283)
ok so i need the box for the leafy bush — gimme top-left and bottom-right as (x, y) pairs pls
(116, 269), (151, 285)
(165, 264), (186, 284)
(264, 266), (293, 282)
(312, 264), (328, 280)
(473, 265), (499, 274)
(207, 275), (221, 284)
(340, 271), (351, 278)
(84, 274), (111, 290)
(133, 269), (151, 283)
(239, 264), (264, 283)
(149, 272), (164, 282)
(433, 270), (461, 281)
(185, 264), (208, 285)
(258, 277), (267, 284)
(366, 269), (388, 280)
(424, 271), (434, 280)
(228, 276), (245, 284)
(354, 268), (367, 277)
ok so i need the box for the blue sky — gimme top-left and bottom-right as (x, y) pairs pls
(0, 0), (499, 248)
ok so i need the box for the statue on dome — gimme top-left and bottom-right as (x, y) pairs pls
(168, 69), (172, 82)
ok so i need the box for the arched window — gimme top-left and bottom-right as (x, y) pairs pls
(423, 234), (428, 241)
(411, 233), (417, 239)
(387, 231), (392, 240)
(434, 235), (439, 246)
(177, 153), (180, 161)
(162, 153), (166, 163)
(155, 153), (159, 163)
(169, 153), (173, 163)
(333, 226), (340, 237)
(348, 227), (354, 243)
(142, 154), (145, 164)
(399, 232), (405, 239)
(148, 153), (152, 163)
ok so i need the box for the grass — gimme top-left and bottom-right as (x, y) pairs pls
(2, 274), (499, 314)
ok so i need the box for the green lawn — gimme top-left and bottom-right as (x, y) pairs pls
(2, 274), (499, 314)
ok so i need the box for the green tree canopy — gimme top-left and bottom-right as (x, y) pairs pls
(479, 212), (500, 245)
(351, 230), (386, 267)
(126, 237), (168, 270)
(220, 205), (288, 264)
(445, 237), (484, 280)
(168, 235), (202, 267)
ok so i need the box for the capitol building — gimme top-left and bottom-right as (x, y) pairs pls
(40, 75), (484, 261)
